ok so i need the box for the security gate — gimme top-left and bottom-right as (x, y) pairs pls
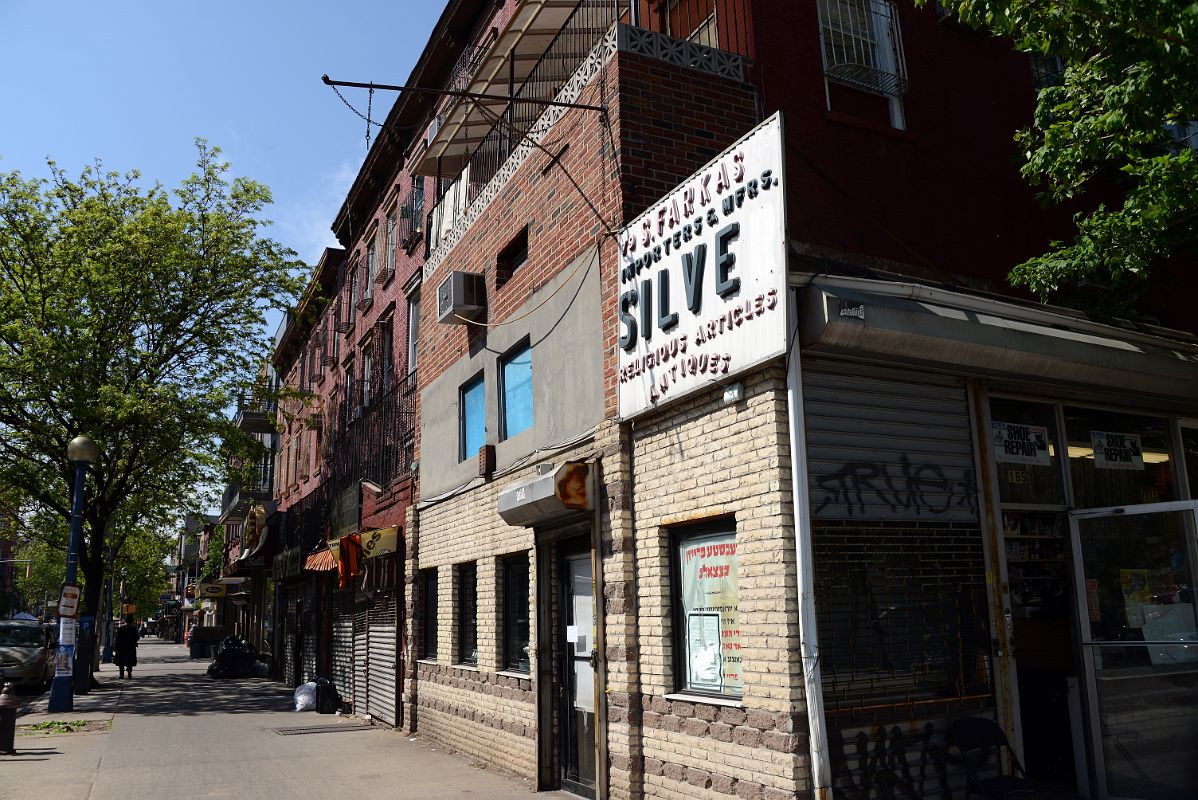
(282, 588), (300, 687)
(367, 592), (399, 726)
(353, 603), (368, 713)
(331, 593), (355, 707)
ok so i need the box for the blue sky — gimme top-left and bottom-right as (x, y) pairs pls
(0, 0), (442, 266)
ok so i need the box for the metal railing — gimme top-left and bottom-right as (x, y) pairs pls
(220, 451), (274, 514)
(425, 0), (754, 254)
(426, 0), (622, 252)
(447, 42), (492, 96)
(283, 485), (330, 553)
(327, 369), (417, 501)
(817, 0), (908, 97)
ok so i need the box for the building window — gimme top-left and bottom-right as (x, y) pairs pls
(457, 562), (478, 665)
(673, 524), (742, 697)
(361, 349), (373, 406)
(496, 226), (528, 285)
(500, 341), (533, 440)
(378, 320), (393, 391)
(460, 374), (485, 462)
(421, 568), (438, 660)
(407, 292), (420, 373)
(503, 554), (530, 672)
(365, 240), (376, 299)
(1029, 53), (1065, 91)
(817, 0), (908, 97)
(344, 361), (355, 426)
(385, 210), (397, 278)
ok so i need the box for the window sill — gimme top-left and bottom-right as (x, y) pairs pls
(664, 692), (743, 709)
(496, 669), (531, 680)
(452, 663), (479, 672)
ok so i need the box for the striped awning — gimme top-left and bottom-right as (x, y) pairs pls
(303, 548), (337, 572)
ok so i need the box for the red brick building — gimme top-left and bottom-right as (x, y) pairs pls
(272, 2), (1198, 799)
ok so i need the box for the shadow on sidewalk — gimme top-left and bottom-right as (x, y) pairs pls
(114, 673), (295, 717)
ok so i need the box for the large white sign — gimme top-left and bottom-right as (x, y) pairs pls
(616, 113), (787, 420)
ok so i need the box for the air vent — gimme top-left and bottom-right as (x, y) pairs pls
(436, 271), (486, 324)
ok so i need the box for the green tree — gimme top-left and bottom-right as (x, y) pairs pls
(113, 525), (174, 620)
(0, 141), (303, 622)
(931, 1), (1198, 312)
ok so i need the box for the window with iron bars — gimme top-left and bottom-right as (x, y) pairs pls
(817, 0), (909, 97)
(360, 243), (375, 307)
(398, 177), (425, 249)
(657, 0), (718, 48)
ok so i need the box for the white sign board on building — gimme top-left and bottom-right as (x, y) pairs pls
(616, 113), (787, 420)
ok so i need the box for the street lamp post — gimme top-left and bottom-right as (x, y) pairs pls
(47, 434), (99, 713)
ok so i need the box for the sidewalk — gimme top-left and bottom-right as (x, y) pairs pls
(5, 638), (566, 800)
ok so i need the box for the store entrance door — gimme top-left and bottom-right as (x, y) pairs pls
(559, 548), (596, 799)
(1069, 501), (1198, 799)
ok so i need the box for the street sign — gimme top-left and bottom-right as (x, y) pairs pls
(58, 584), (81, 618)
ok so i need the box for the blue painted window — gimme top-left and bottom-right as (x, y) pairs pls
(501, 343), (533, 440)
(460, 375), (485, 462)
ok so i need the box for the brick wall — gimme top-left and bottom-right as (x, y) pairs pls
(628, 366), (807, 799)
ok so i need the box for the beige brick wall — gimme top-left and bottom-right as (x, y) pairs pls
(413, 434), (605, 781)
(629, 365), (808, 798)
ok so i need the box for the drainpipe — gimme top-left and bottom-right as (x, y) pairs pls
(590, 458), (609, 800)
(629, 0), (639, 27)
(784, 286), (831, 798)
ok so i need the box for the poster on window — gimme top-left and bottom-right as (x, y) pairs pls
(679, 532), (741, 695)
(992, 421), (1051, 466)
(1091, 431), (1144, 471)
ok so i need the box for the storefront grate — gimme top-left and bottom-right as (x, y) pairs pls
(273, 723), (381, 736)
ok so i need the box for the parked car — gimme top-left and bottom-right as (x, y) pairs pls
(0, 619), (54, 689)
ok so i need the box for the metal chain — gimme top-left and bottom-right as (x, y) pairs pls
(366, 85), (374, 150)
(328, 83), (384, 128)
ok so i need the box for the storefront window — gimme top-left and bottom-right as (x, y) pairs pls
(1182, 427), (1198, 499)
(1064, 407), (1174, 508)
(989, 398), (1065, 506)
(674, 526), (741, 697)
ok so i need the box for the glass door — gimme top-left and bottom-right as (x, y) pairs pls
(560, 550), (596, 798)
(1069, 501), (1198, 800)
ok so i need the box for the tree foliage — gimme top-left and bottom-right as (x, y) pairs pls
(0, 141), (303, 618)
(933, 1), (1198, 311)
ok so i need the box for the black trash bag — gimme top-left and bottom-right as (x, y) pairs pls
(312, 677), (341, 714)
(207, 636), (260, 679)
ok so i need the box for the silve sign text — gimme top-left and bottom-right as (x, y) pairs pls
(616, 113), (787, 419)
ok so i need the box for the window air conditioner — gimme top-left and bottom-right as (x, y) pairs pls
(436, 271), (486, 324)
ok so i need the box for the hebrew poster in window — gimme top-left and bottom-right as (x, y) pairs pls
(679, 532), (742, 695)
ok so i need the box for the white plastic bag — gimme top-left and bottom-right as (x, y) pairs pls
(293, 681), (317, 712)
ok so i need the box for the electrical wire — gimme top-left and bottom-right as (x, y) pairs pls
(439, 93), (618, 330)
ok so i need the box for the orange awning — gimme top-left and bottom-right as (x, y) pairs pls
(303, 549), (337, 572)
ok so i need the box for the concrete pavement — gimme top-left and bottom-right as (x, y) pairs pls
(5, 638), (569, 800)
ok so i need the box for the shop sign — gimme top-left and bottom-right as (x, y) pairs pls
(992, 421), (1051, 466)
(678, 533), (742, 694)
(195, 582), (227, 599)
(361, 526), (399, 559)
(1091, 430), (1144, 471)
(617, 113), (787, 420)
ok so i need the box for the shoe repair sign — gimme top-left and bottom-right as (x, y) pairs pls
(616, 113), (787, 420)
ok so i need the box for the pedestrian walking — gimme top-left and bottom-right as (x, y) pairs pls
(114, 613), (139, 679)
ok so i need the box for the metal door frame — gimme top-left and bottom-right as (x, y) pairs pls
(1067, 499), (1198, 800)
(558, 541), (596, 800)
